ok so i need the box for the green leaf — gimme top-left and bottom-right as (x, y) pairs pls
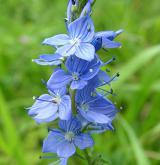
(113, 45), (160, 89)
(118, 115), (150, 165)
(0, 90), (27, 165)
(126, 56), (160, 121)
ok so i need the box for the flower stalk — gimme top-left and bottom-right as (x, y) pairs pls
(83, 149), (92, 165)
(71, 89), (76, 115)
(28, 0), (122, 164)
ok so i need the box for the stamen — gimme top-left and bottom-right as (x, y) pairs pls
(39, 155), (57, 159)
(97, 88), (116, 96)
(101, 57), (116, 66)
(85, 92), (110, 104)
(65, 132), (75, 142)
(97, 72), (120, 87)
(34, 97), (53, 103)
(41, 79), (47, 86)
(32, 96), (36, 100)
(64, 38), (79, 55)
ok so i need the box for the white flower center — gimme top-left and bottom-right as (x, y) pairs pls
(65, 132), (75, 142)
(52, 96), (61, 105)
(81, 103), (89, 112)
(72, 73), (79, 80)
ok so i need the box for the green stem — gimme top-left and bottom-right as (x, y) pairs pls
(71, 89), (76, 114)
(83, 149), (92, 165)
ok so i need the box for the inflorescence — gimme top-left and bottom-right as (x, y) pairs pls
(28, 0), (122, 164)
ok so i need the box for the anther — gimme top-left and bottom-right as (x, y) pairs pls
(32, 96), (36, 100)
(116, 72), (120, 77)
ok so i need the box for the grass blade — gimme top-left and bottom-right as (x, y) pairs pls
(0, 90), (27, 165)
(118, 115), (150, 165)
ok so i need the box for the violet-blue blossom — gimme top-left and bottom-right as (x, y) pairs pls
(76, 83), (117, 124)
(43, 16), (95, 61)
(28, 87), (71, 123)
(42, 117), (94, 157)
(47, 55), (101, 90)
(92, 29), (123, 51)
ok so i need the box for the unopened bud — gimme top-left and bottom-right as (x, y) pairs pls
(71, 5), (78, 12)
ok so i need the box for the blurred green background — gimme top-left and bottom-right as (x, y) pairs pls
(0, 0), (160, 164)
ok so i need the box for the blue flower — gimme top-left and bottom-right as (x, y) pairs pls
(43, 16), (95, 61)
(28, 88), (71, 123)
(89, 122), (114, 134)
(32, 53), (64, 66)
(42, 117), (94, 158)
(76, 83), (117, 124)
(47, 55), (101, 90)
(77, 113), (115, 134)
(92, 29), (123, 51)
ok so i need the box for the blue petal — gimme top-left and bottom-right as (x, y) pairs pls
(39, 53), (62, 61)
(43, 34), (70, 46)
(57, 140), (76, 157)
(75, 43), (95, 61)
(79, 108), (112, 124)
(91, 37), (102, 52)
(33, 54), (62, 66)
(33, 103), (58, 123)
(98, 70), (110, 83)
(49, 87), (67, 97)
(42, 130), (64, 153)
(35, 113), (58, 124)
(75, 85), (94, 104)
(80, 2), (91, 17)
(89, 97), (117, 116)
(74, 133), (94, 149)
(80, 57), (101, 80)
(33, 59), (62, 66)
(65, 55), (89, 74)
(59, 117), (81, 132)
(76, 113), (89, 128)
(89, 123), (114, 134)
(67, 0), (72, 21)
(102, 38), (121, 48)
(28, 94), (59, 123)
(28, 94), (52, 115)
(56, 44), (76, 57)
(70, 80), (87, 89)
(68, 16), (94, 42)
(59, 95), (72, 120)
(95, 31), (117, 40)
(47, 69), (73, 89)
(115, 29), (124, 37)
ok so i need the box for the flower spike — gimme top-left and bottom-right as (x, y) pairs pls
(28, 0), (122, 164)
